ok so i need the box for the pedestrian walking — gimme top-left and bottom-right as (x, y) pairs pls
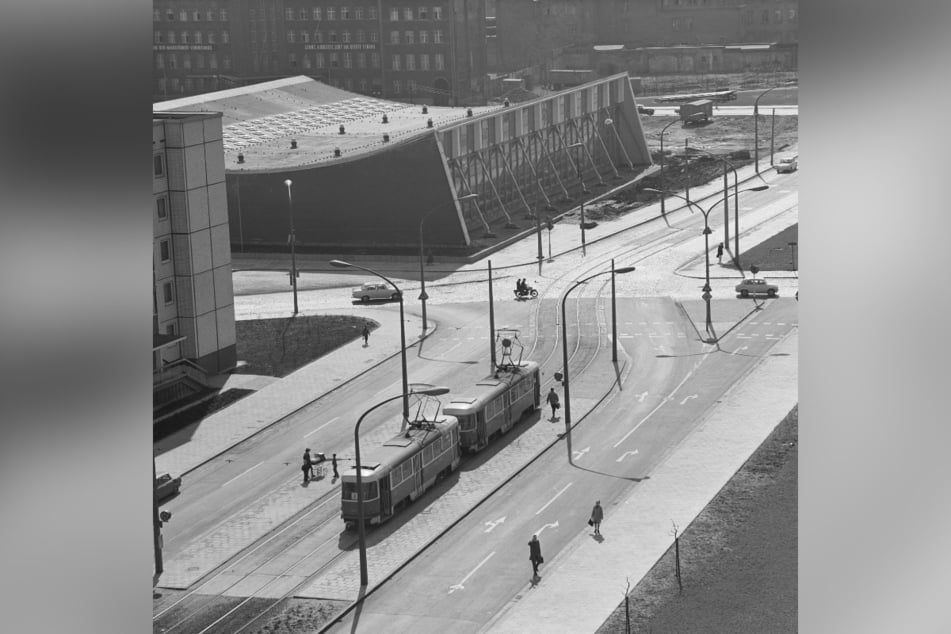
(528, 534), (543, 578)
(302, 448), (314, 483)
(546, 387), (561, 420)
(590, 500), (604, 535)
(332, 453), (339, 480)
(362, 322), (370, 345)
(716, 242), (724, 264)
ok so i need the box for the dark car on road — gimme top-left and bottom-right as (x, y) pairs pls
(637, 104), (655, 115)
(155, 473), (182, 502)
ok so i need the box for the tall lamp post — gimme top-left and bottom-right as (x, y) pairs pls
(560, 265), (636, 437)
(658, 119), (680, 216)
(352, 386), (449, 587)
(567, 142), (589, 256)
(754, 85), (781, 174)
(418, 193), (478, 332)
(284, 179), (298, 315)
(330, 260), (409, 424)
(646, 187), (766, 341)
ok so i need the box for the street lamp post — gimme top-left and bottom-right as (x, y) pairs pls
(645, 187), (766, 341)
(560, 265), (636, 436)
(418, 193), (477, 332)
(658, 119), (680, 216)
(754, 85), (781, 174)
(567, 142), (588, 256)
(329, 260), (410, 424)
(488, 260), (496, 372)
(352, 386), (449, 587)
(284, 179), (298, 315)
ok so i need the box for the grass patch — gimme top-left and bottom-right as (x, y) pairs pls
(234, 315), (376, 378)
(737, 223), (799, 272)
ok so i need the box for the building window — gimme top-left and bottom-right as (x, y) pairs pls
(342, 30), (351, 42)
(433, 6), (443, 20)
(342, 7), (350, 20)
(357, 52), (366, 68)
(390, 30), (399, 44)
(434, 53), (444, 70)
(208, 31), (216, 44)
(287, 30), (295, 42)
(762, 9), (769, 23)
(181, 31), (189, 43)
(316, 53), (325, 68)
(300, 8), (308, 20)
(392, 54), (401, 70)
(220, 9), (228, 21)
(156, 54), (164, 69)
(774, 9), (782, 22)
(210, 55), (217, 69)
(168, 54), (177, 70)
(419, 53), (429, 70)
(419, 30), (428, 44)
(154, 9), (161, 21)
(404, 8), (413, 20)
(315, 30), (323, 43)
(343, 52), (353, 68)
(329, 30), (337, 42)
(405, 30), (414, 44)
(371, 53), (380, 68)
(156, 197), (168, 220)
(356, 29), (365, 42)
(194, 31), (202, 44)
(327, 7), (336, 20)
(183, 55), (192, 70)
(433, 29), (443, 43)
(360, 79), (368, 92)
(196, 54), (205, 69)
(163, 282), (174, 304)
(154, 31), (163, 44)
(370, 30), (378, 42)
(355, 7), (363, 19)
(160, 240), (171, 262)
(313, 7), (322, 20)
(180, 10), (188, 21)
(301, 30), (309, 42)
(285, 8), (294, 20)
(788, 8), (797, 21)
(393, 80), (401, 94)
(405, 54), (415, 70)
(153, 154), (165, 177)
(222, 31), (229, 43)
(330, 52), (339, 67)
(303, 55), (312, 69)
(168, 31), (176, 43)
(418, 6), (428, 19)
(289, 53), (297, 67)
(207, 10), (216, 21)
(193, 10), (201, 21)
(368, 6), (377, 19)
(390, 8), (399, 21)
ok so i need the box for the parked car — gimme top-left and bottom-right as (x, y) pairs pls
(736, 278), (779, 298)
(155, 473), (182, 502)
(637, 104), (655, 115)
(352, 282), (401, 303)
(775, 155), (798, 173)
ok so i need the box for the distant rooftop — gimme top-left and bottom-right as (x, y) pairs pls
(153, 76), (512, 172)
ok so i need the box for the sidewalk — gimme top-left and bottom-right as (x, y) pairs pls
(482, 330), (798, 634)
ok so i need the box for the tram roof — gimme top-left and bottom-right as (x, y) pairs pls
(344, 416), (458, 478)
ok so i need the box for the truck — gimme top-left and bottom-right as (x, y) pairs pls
(678, 99), (713, 125)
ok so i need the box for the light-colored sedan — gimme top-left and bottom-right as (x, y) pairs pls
(352, 282), (401, 303)
(735, 278), (779, 298)
(775, 155), (798, 173)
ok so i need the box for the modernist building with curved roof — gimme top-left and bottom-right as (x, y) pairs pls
(154, 74), (652, 251)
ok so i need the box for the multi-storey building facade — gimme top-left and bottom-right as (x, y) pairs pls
(153, 1), (487, 106)
(153, 111), (236, 412)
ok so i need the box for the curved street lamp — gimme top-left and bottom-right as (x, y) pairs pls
(567, 142), (590, 256)
(645, 186), (766, 342)
(560, 264), (637, 443)
(418, 193), (478, 332)
(284, 179), (298, 315)
(352, 385), (450, 587)
(329, 259), (409, 424)
(754, 85), (782, 174)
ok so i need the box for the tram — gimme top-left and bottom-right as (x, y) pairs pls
(341, 415), (460, 529)
(443, 361), (541, 453)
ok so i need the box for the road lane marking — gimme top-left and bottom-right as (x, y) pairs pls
(616, 450), (639, 462)
(535, 483), (573, 515)
(305, 416), (339, 438)
(680, 394), (698, 405)
(223, 461), (264, 487)
(613, 364), (700, 448)
(535, 520), (559, 537)
(731, 345), (748, 356)
(484, 517), (506, 533)
(635, 391), (649, 403)
(448, 551), (495, 593)
(572, 446), (590, 461)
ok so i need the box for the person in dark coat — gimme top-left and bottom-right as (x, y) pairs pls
(528, 534), (543, 577)
(302, 448), (314, 483)
(716, 242), (724, 264)
(362, 323), (370, 345)
(332, 453), (339, 480)
(590, 500), (604, 535)
(546, 388), (560, 420)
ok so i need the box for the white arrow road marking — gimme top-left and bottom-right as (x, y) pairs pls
(616, 450), (639, 462)
(679, 394), (698, 405)
(304, 416), (339, 438)
(223, 461), (264, 487)
(614, 359), (706, 448)
(535, 521), (559, 537)
(484, 517), (506, 533)
(572, 446), (590, 461)
(635, 391), (649, 403)
(731, 345), (748, 356)
(448, 551), (495, 594)
(535, 483), (573, 515)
